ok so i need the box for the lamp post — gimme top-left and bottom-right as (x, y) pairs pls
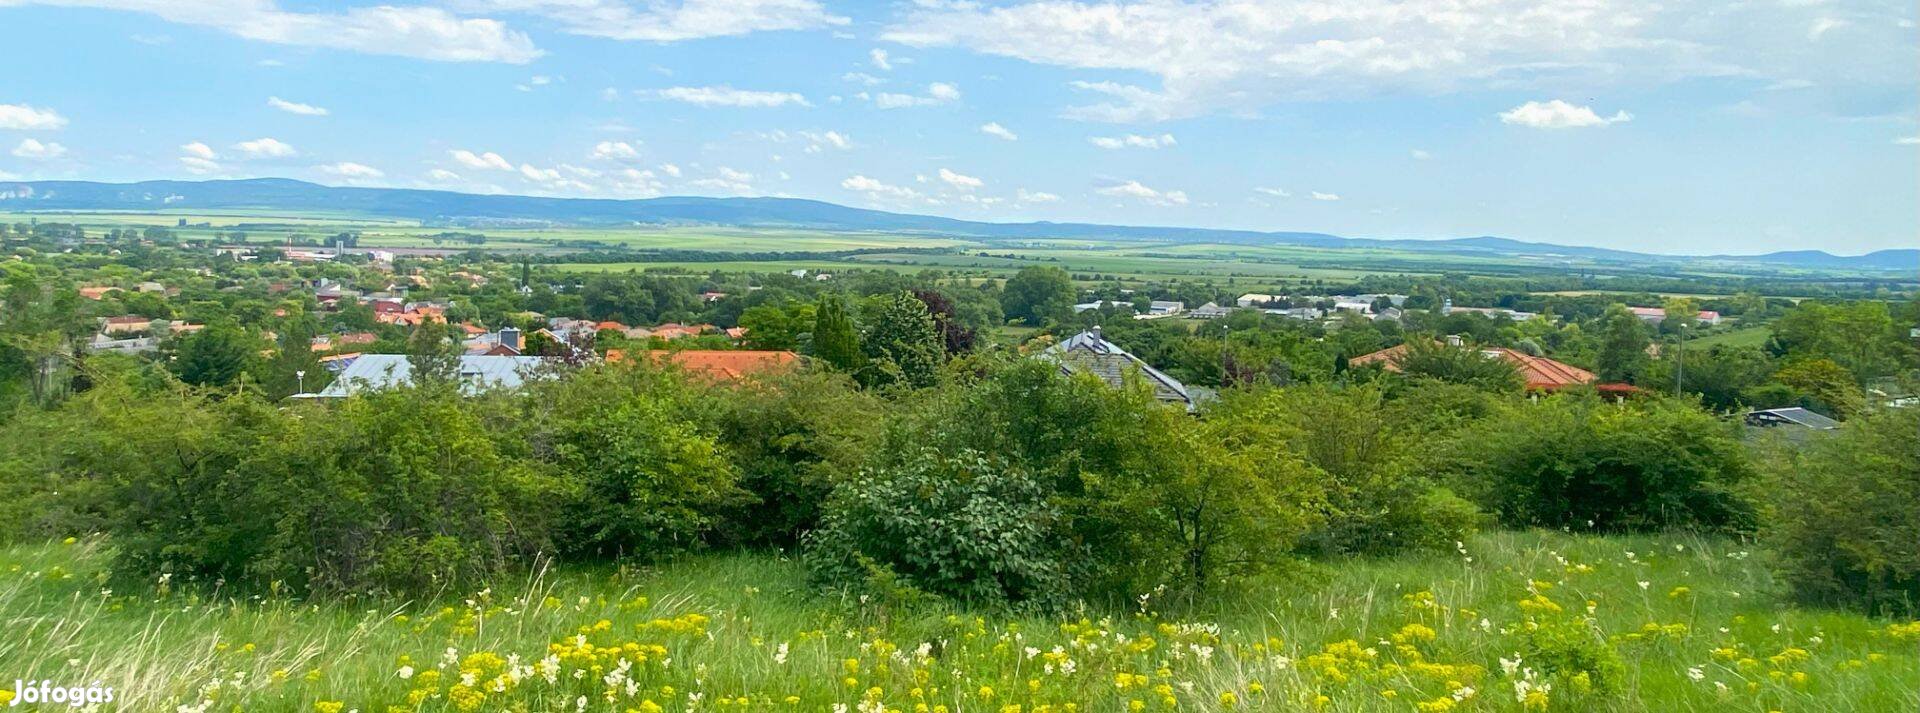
(296, 369), (306, 395)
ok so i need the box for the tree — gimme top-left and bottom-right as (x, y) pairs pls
(1762, 406), (1920, 614)
(810, 294), (863, 373)
(1771, 358), (1863, 419)
(1002, 266), (1075, 326)
(260, 310), (329, 399)
(1394, 338), (1525, 392)
(860, 291), (945, 388)
(737, 300), (815, 351)
(1596, 306), (1651, 383)
(405, 320), (461, 386)
(170, 321), (255, 388)
(913, 288), (978, 354)
(0, 268), (84, 404)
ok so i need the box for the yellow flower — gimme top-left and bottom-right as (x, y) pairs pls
(1668, 586), (1691, 599)
(314, 702), (345, 713)
(1218, 691), (1238, 707)
(977, 686), (994, 700)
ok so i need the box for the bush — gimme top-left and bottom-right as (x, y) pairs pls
(804, 448), (1074, 608)
(1451, 394), (1757, 532)
(517, 363), (747, 561)
(1212, 384), (1477, 556)
(1761, 407), (1920, 614)
(715, 368), (882, 547)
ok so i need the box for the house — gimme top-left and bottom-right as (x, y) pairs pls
(1189, 302), (1232, 319)
(700, 291), (729, 302)
(1265, 307), (1323, 321)
(1332, 300), (1373, 314)
(464, 327), (525, 356)
(78, 285), (120, 300)
(305, 354), (549, 397)
(1744, 407), (1839, 432)
(1629, 307), (1722, 326)
(1147, 300), (1184, 316)
(1236, 293), (1280, 308)
(608, 349), (800, 382)
(1373, 307), (1405, 323)
(649, 323), (709, 340)
(1351, 340), (1634, 394)
(1041, 326), (1206, 411)
(1073, 300), (1132, 314)
(101, 316), (161, 335)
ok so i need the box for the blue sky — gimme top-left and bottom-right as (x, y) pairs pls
(0, 0), (1914, 255)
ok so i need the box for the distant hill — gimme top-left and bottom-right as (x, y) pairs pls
(2, 178), (1911, 270)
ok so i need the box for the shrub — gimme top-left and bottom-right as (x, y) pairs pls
(804, 448), (1074, 608)
(1761, 407), (1920, 614)
(517, 364), (747, 561)
(1451, 394), (1757, 532)
(715, 368), (883, 547)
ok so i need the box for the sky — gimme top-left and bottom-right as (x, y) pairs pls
(0, 0), (1914, 256)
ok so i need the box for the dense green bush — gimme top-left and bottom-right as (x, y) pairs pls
(1451, 394), (1757, 532)
(1761, 407), (1920, 614)
(715, 368), (882, 547)
(517, 364), (747, 561)
(1214, 384), (1478, 556)
(804, 448), (1074, 608)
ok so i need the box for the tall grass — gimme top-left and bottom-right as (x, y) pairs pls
(0, 531), (1912, 711)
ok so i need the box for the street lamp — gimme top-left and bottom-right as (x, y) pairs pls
(296, 369), (306, 395)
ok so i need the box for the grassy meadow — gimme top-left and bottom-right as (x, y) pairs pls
(3, 531), (1914, 712)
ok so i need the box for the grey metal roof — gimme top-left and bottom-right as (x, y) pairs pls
(313, 354), (550, 397)
(1042, 328), (1199, 409)
(1745, 407), (1840, 430)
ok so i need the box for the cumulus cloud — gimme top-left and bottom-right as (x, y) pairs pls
(1017, 188), (1061, 203)
(1411, 149), (1432, 160)
(937, 168), (983, 191)
(870, 48), (892, 71)
(1098, 180), (1187, 206)
(267, 96), (328, 116)
(1254, 187), (1291, 198)
(458, 0), (846, 42)
(842, 72), (885, 86)
(233, 137), (296, 158)
(800, 130), (851, 152)
(1311, 191), (1341, 201)
(11, 138), (66, 159)
(880, 0), (1905, 121)
(450, 149), (514, 170)
(7, 0), (540, 63)
(0, 103), (67, 130)
(1498, 100), (1632, 129)
(180, 141), (217, 160)
(1089, 133), (1175, 150)
(689, 166), (755, 194)
(842, 174), (921, 200)
(979, 122), (1018, 141)
(425, 168), (463, 182)
(869, 82), (960, 109)
(590, 140), (642, 160)
(649, 85), (811, 107)
(178, 141), (222, 174)
(317, 161), (384, 179)
(1896, 136), (1919, 145)
(658, 163), (682, 177)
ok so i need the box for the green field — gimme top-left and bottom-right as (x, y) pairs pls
(3, 530), (1913, 711)
(1690, 327), (1773, 349)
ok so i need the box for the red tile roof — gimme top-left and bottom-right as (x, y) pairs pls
(607, 349), (799, 382)
(1352, 341), (1611, 391)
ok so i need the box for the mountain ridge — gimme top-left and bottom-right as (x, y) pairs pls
(2, 178), (1912, 270)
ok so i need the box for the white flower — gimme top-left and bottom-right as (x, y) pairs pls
(1688, 666), (1705, 681)
(773, 642), (789, 665)
(397, 665), (415, 679)
(1638, 581), (1651, 590)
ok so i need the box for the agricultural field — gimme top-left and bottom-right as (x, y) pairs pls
(3, 531), (1914, 711)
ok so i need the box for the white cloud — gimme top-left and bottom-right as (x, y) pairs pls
(450, 149), (514, 170)
(8, 0), (540, 63)
(1017, 188), (1061, 203)
(880, 0), (1903, 121)
(1089, 133), (1175, 150)
(518, 163), (561, 182)
(233, 137), (296, 158)
(658, 163), (682, 177)
(425, 168), (463, 181)
(180, 141), (217, 160)
(842, 72), (885, 86)
(1311, 191), (1341, 201)
(938, 168), (983, 191)
(317, 161), (384, 179)
(979, 122), (1018, 141)
(842, 174), (921, 200)
(590, 140), (642, 160)
(1098, 180), (1187, 206)
(179, 157), (222, 174)
(267, 96), (328, 116)
(459, 0), (847, 42)
(689, 166), (755, 194)
(0, 103), (67, 130)
(11, 138), (66, 159)
(870, 82), (960, 109)
(609, 167), (664, 196)
(1254, 187), (1291, 198)
(870, 48), (892, 71)
(1498, 100), (1632, 129)
(1807, 17), (1844, 40)
(1896, 136), (1920, 145)
(649, 85), (811, 107)
(799, 130), (851, 152)
(1411, 149), (1432, 160)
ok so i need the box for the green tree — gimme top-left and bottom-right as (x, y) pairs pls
(810, 294), (864, 373)
(737, 300), (815, 351)
(860, 291), (945, 388)
(1002, 266), (1075, 326)
(1394, 338), (1525, 392)
(406, 320), (461, 386)
(1761, 406), (1920, 614)
(170, 320), (255, 388)
(1771, 358), (1864, 419)
(1596, 305), (1651, 383)
(259, 310), (329, 399)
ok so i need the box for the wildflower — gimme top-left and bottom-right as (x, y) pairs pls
(1668, 586), (1691, 599)
(314, 703), (344, 713)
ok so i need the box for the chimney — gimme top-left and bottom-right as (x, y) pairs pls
(1089, 325), (1102, 341)
(500, 327), (522, 353)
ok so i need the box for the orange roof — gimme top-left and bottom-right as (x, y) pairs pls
(1352, 341), (1604, 391)
(607, 349), (799, 382)
(595, 321), (630, 332)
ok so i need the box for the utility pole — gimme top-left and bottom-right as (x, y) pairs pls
(1674, 322), (1686, 396)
